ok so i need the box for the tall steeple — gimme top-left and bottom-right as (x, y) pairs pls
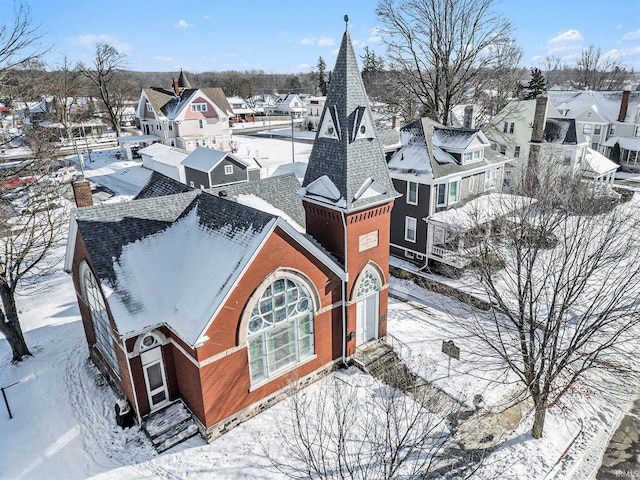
(300, 29), (397, 213)
(177, 69), (191, 89)
(299, 21), (397, 357)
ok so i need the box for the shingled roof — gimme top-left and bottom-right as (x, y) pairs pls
(387, 117), (508, 180)
(142, 86), (232, 120)
(301, 30), (398, 212)
(135, 171), (193, 199)
(74, 191), (279, 344)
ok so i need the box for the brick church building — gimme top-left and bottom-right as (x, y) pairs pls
(64, 27), (399, 442)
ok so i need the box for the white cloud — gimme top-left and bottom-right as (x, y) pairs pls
(367, 26), (382, 43)
(623, 29), (640, 41)
(617, 24), (624, 30)
(203, 15), (210, 20)
(296, 63), (309, 71)
(175, 19), (193, 28)
(299, 37), (315, 45)
(71, 34), (132, 55)
(153, 56), (173, 62)
(548, 29), (583, 44)
(318, 36), (335, 47)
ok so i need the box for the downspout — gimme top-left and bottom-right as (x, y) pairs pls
(341, 210), (348, 366)
(124, 338), (142, 426)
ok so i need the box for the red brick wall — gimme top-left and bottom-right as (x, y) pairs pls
(193, 226), (343, 428)
(304, 200), (394, 357)
(70, 231), (135, 411)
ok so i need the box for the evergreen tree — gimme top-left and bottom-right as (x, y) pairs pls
(524, 67), (546, 99)
(317, 56), (328, 95)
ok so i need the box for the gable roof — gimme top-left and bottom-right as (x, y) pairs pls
(387, 118), (508, 181)
(135, 171), (193, 199)
(70, 190), (343, 345)
(301, 30), (398, 212)
(181, 147), (249, 173)
(546, 90), (640, 124)
(208, 173), (306, 229)
(142, 87), (232, 120)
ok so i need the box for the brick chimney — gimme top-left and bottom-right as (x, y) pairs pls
(173, 78), (179, 96)
(618, 90), (631, 122)
(463, 105), (475, 129)
(72, 179), (93, 207)
(526, 96), (550, 193)
(530, 96), (548, 143)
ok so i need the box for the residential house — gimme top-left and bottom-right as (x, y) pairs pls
(387, 118), (510, 272)
(226, 96), (256, 124)
(136, 70), (233, 152)
(485, 97), (617, 190)
(181, 147), (260, 189)
(264, 93), (305, 117)
(528, 96), (618, 189)
(546, 90), (640, 171)
(64, 29), (397, 443)
(247, 94), (276, 115)
(306, 96), (326, 131)
(483, 99), (562, 164)
(139, 143), (189, 183)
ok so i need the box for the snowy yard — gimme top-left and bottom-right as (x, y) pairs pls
(0, 139), (636, 479)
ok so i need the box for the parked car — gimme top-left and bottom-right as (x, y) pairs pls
(48, 167), (77, 184)
(3, 176), (35, 189)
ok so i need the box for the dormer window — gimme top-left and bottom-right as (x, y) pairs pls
(462, 149), (483, 164)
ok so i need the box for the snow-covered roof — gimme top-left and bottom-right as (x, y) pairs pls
(602, 136), (640, 150)
(427, 193), (533, 230)
(139, 143), (188, 167)
(73, 192), (275, 345)
(546, 90), (640, 124)
(387, 118), (508, 181)
(181, 147), (249, 172)
(581, 148), (619, 176)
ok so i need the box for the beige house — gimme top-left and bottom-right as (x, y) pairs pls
(136, 71), (233, 152)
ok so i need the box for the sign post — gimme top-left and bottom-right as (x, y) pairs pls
(441, 340), (460, 377)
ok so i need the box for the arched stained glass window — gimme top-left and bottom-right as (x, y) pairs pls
(247, 277), (314, 384)
(80, 263), (120, 375)
(356, 270), (380, 300)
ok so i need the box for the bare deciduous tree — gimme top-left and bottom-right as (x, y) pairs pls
(0, 1), (46, 85)
(77, 43), (130, 137)
(376, 0), (520, 125)
(462, 162), (640, 438)
(575, 45), (629, 90)
(261, 366), (487, 479)
(0, 127), (70, 362)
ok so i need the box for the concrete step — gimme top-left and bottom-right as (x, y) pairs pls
(143, 400), (200, 453)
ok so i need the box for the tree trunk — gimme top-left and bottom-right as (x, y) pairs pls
(531, 398), (546, 439)
(0, 284), (31, 363)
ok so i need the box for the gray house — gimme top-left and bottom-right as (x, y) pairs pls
(387, 118), (510, 273)
(181, 147), (260, 189)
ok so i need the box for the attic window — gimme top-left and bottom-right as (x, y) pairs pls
(224, 165), (233, 175)
(146, 103), (153, 112)
(191, 103), (208, 112)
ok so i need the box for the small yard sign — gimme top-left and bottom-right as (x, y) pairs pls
(442, 340), (460, 377)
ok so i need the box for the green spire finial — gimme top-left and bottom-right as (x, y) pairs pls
(344, 15), (349, 30)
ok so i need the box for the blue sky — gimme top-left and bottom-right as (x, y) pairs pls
(13, 0), (640, 73)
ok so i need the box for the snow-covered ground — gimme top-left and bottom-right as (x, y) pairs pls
(0, 138), (634, 479)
